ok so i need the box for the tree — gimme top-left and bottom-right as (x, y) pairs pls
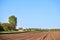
(1, 23), (10, 31)
(8, 15), (17, 30)
(0, 22), (4, 31)
(8, 23), (14, 30)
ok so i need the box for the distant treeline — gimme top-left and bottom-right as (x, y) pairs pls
(24, 28), (60, 32)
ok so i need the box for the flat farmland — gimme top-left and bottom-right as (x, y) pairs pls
(0, 31), (60, 40)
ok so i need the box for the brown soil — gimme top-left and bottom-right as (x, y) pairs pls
(0, 31), (60, 40)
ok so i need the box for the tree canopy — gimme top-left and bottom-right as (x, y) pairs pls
(8, 15), (17, 29)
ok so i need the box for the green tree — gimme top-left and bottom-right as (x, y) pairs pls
(0, 22), (4, 31)
(8, 15), (17, 30)
(1, 23), (10, 31)
(8, 23), (14, 30)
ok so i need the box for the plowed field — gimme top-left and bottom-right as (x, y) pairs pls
(0, 31), (60, 40)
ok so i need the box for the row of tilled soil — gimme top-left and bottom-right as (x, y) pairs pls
(50, 31), (60, 40)
(0, 31), (60, 40)
(0, 32), (47, 40)
(0, 32), (35, 40)
(41, 31), (60, 40)
(20, 32), (48, 40)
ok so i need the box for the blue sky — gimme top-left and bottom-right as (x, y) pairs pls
(0, 0), (60, 29)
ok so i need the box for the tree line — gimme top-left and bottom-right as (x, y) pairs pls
(0, 15), (17, 31)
